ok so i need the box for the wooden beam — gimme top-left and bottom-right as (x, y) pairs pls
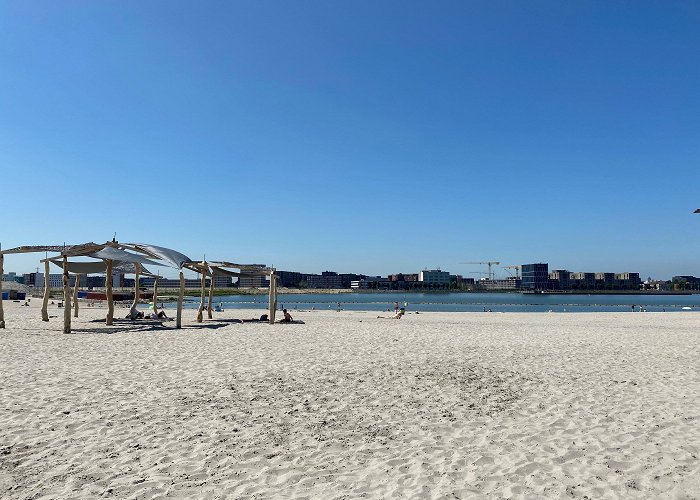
(62, 255), (71, 333)
(207, 274), (214, 319)
(176, 270), (184, 328)
(73, 274), (80, 318)
(152, 277), (158, 313)
(196, 268), (206, 323)
(268, 271), (277, 324)
(129, 263), (141, 319)
(106, 259), (114, 325)
(41, 260), (50, 321)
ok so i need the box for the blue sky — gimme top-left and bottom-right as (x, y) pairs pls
(1, 1), (698, 279)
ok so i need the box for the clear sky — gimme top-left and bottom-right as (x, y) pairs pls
(1, 1), (698, 279)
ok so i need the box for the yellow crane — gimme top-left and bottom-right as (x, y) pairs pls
(460, 261), (500, 281)
(502, 265), (522, 279)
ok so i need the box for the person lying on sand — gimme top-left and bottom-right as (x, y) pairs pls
(378, 308), (405, 319)
(242, 314), (269, 323)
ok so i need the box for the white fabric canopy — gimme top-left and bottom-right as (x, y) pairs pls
(90, 247), (163, 267)
(127, 243), (191, 269)
(49, 259), (159, 277)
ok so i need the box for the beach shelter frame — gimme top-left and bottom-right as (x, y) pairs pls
(0, 242), (105, 332)
(0, 241), (189, 332)
(206, 262), (277, 324)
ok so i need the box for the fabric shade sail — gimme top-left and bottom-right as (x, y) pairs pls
(90, 247), (163, 267)
(126, 243), (191, 269)
(208, 262), (272, 276)
(210, 266), (270, 278)
(49, 259), (160, 277)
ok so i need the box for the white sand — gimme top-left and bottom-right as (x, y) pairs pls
(0, 300), (698, 499)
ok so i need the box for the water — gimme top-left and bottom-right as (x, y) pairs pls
(180, 292), (700, 313)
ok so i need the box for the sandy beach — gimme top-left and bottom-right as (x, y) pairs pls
(0, 301), (698, 499)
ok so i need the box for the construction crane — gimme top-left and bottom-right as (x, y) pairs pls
(460, 261), (500, 281)
(502, 265), (522, 279)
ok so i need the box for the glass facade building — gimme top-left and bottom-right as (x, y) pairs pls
(521, 263), (550, 290)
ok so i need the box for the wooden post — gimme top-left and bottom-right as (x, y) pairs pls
(129, 263), (140, 319)
(62, 256), (71, 333)
(73, 274), (80, 318)
(106, 259), (114, 325)
(41, 260), (50, 321)
(268, 272), (277, 324)
(152, 277), (158, 312)
(196, 268), (206, 322)
(272, 273), (278, 322)
(207, 273), (214, 319)
(0, 248), (5, 329)
(176, 270), (184, 328)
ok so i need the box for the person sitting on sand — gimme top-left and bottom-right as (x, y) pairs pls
(280, 309), (293, 323)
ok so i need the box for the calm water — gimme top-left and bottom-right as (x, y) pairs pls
(180, 292), (700, 313)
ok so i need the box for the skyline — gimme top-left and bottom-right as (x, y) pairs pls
(1, 1), (699, 278)
(0, 252), (690, 283)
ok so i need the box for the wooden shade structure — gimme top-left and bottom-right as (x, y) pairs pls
(0, 241), (279, 331)
(207, 262), (277, 323)
(0, 241), (184, 332)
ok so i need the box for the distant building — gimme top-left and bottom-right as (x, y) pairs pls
(549, 270), (571, 290)
(595, 272), (616, 290)
(643, 279), (670, 291)
(277, 271), (302, 288)
(135, 276), (233, 289)
(23, 272), (41, 287)
(339, 273), (362, 288)
(616, 273), (641, 290)
(479, 277), (521, 290)
(521, 263), (549, 290)
(671, 275), (700, 290)
(238, 275), (269, 288)
(418, 269), (450, 285)
(350, 277), (391, 290)
(306, 272), (343, 289)
(570, 272), (595, 290)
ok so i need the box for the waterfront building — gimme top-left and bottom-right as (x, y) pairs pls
(615, 273), (641, 290)
(307, 272), (344, 289)
(350, 277), (391, 290)
(671, 275), (700, 290)
(418, 269), (450, 285)
(595, 272), (616, 290)
(479, 277), (521, 290)
(549, 270), (571, 290)
(521, 263), (549, 290)
(570, 272), (596, 290)
(277, 271), (302, 288)
(238, 275), (269, 288)
(643, 279), (671, 291)
(339, 273), (363, 288)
